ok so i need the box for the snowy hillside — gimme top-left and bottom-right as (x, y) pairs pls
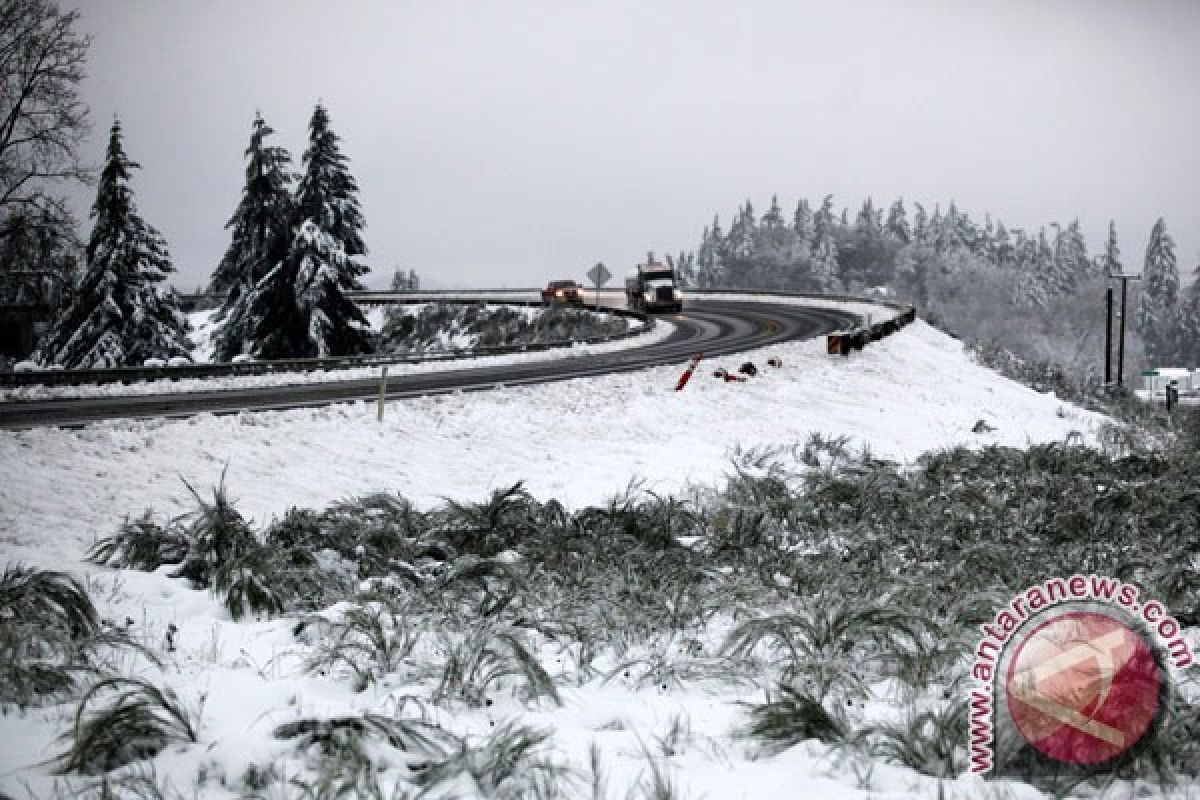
(0, 321), (1129, 799)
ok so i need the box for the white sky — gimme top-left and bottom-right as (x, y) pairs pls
(69, 0), (1200, 290)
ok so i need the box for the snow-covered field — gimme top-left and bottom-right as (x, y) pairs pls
(0, 319), (1110, 799)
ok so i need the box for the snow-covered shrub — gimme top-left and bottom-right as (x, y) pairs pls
(0, 566), (99, 708)
(378, 303), (629, 355)
(740, 684), (847, 754)
(54, 677), (197, 774)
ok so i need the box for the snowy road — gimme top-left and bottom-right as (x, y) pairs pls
(0, 298), (857, 429)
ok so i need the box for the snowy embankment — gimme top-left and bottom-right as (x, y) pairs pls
(0, 320), (1108, 799)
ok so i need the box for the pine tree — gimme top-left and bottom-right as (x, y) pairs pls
(294, 103), (368, 291)
(913, 202), (929, 245)
(1137, 217), (1179, 363)
(813, 195), (836, 244)
(217, 104), (372, 359)
(885, 199), (910, 244)
(1101, 220), (1122, 276)
(992, 221), (1014, 268)
(696, 217), (723, 288)
(37, 120), (189, 367)
(290, 219), (373, 356)
(792, 199), (814, 247)
(1174, 264), (1200, 365)
(761, 195), (785, 230)
(813, 234), (841, 293)
(211, 114), (296, 360)
(209, 114), (295, 297)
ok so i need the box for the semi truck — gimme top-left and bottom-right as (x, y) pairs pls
(625, 257), (683, 313)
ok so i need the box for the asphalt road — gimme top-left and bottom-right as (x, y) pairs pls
(0, 298), (857, 429)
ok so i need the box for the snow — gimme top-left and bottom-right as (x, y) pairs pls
(0, 317), (1112, 797)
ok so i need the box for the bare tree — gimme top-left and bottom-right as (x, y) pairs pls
(0, 0), (91, 246)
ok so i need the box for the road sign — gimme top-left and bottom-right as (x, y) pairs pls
(587, 262), (611, 288)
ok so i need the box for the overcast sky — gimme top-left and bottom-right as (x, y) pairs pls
(69, 0), (1199, 291)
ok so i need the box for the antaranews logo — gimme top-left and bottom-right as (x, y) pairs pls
(967, 575), (1194, 775)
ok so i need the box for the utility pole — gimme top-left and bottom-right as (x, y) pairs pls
(1104, 287), (1113, 384)
(1112, 274), (1141, 388)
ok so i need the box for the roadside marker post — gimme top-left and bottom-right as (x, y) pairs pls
(377, 366), (388, 421)
(676, 355), (700, 393)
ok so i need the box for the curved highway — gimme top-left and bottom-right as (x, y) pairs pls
(0, 298), (859, 429)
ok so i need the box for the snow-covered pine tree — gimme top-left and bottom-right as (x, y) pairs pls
(294, 103), (369, 291)
(1043, 223), (1078, 297)
(695, 218), (720, 288)
(290, 219), (373, 356)
(1101, 220), (1122, 276)
(813, 234), (842, 293)
(1053, 219), (1091, 284)
(1136, 217), (1179, 363)
(813, 195), (836, 244)
(1173, 264), (1200, 365)
(209, 114), (295, 298)
(37, 119), (189, 367)
(912, 202), (929, 245)
(722, 202), (756, 286)
(885, 199), (910, 244)
(211, 114), (296, 361)
(761, 195), (785, 230)
(991, 221), (1013, 268)
(793, 199), (814, 247)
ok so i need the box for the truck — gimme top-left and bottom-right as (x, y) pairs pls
(625, 257), (683, 313)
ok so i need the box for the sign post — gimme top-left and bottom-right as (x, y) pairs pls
(377, 366), (388, 422)
(586, 262), (611, 311)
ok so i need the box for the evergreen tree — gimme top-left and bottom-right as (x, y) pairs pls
(211, 114), (296, 360)
(294, 103), (368, 291)
(912, 202), (929, 245)
(38, 120), (189, 367)
(885, 199), (910, 244)
(761, 195), (785, 230)
(992, 221), (1013, 268)
(792, 199), (814, 246)
(1174, 264), (1200, 365)
(209, 114), (295, 297)
(813, 195), (836, 244)
(1053, 219), (1091, 286)
(813, 235), (842, 293)
(217, 104), (372, 359)
(696, 216), (723, 288)
(1137, 217), (1179, 363)
(723, 202), (756, 285)
(1101, 220), (1122, 276)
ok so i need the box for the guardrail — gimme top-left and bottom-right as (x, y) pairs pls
(0, 301), (652, 388)
(825, 307), (917, 356)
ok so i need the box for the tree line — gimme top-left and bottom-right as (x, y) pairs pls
(676, 195), (1198, 369)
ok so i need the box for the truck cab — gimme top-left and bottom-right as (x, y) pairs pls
(625, 258), (683, 313)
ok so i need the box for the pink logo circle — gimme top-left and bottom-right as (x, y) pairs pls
(1005, 610), (1162, 766)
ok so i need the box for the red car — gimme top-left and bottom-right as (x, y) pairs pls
(541, 279), (584, 305)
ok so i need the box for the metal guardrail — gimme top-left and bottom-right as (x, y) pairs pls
(0, 300), (652, 388)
